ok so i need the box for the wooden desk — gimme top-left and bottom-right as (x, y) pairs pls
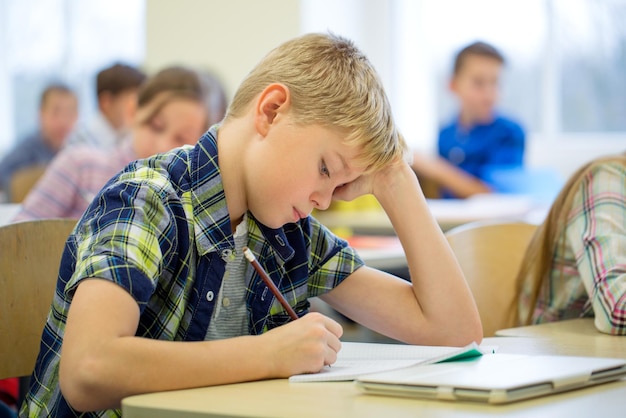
(497, 318), (602, 338)
(496, 319), (626, 358)
(122, 377), (626, 418)
(122, 335), (626, 417)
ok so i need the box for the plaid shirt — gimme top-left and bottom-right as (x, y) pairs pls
(14, 141), (136, 221)
(520, 161), (626, 334)
(21, 126), (363, 417)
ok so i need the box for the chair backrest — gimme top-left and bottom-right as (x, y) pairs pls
(0, 219), (77, 379)
(9, 165), (47, 203)
(445, 221), (537, 337)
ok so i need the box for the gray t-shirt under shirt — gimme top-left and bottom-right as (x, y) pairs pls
(205, 215), (249, 340)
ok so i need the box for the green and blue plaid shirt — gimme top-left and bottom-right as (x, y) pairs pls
(21, 126), (363, 417)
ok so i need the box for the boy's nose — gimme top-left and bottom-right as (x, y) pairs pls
(311, 188), (333, 211)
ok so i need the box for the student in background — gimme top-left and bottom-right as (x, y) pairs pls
(14, 66), (216, 221)
(414, 41), (525, 198)
(21, 33), (481, 416)
(516, 154), (626, 335)
(65, 63), (146, 148)
(0, 84), (78, 198)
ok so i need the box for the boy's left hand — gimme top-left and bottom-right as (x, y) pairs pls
(332, 158), (412, 202)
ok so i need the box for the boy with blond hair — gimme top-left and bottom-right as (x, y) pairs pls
(22, 33), (481, 417)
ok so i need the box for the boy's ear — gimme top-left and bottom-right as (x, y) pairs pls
(448, 78), (458, 94)
(254, 83), (290, 137)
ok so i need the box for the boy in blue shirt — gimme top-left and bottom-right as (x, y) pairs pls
(423, 41), (525, 198)
(21, 33), (482, 417)
(0, 84), (78, 199)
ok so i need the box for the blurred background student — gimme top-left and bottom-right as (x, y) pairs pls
(515, 153), (626, 335)
(413, 41), (525, 199)
(65, 63), (146, 149)
(14, 66), (227, 222)
(0, 84), (78, 201)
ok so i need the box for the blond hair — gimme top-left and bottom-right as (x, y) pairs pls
(226, 33), (408, 171)
(514, 154), (626, 325)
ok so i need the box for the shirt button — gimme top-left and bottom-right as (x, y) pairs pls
(206, 291), (214, 302)
(222, 297), (231, 307)
(221, 249), (233, 261)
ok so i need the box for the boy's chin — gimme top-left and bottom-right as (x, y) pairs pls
(249, 211), (289, 229)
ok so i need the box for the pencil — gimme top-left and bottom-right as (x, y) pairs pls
(243, 246), (299, 321)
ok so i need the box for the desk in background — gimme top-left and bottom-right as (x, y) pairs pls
(315, 194), (547, 235)
(347, 235), (406, 271)
(122, 319), (626, 418)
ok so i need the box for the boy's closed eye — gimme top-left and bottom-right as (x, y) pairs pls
(320, 159), (331, 178)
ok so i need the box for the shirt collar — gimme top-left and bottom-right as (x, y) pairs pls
(190, 126), (296, 262)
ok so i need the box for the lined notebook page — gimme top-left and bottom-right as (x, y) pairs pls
(289, 342), (497, 382)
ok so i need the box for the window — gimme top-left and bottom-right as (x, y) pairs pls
(557, 0), (626, 132)
(301, 0), (626, 175)
(0, 0), (145, 154)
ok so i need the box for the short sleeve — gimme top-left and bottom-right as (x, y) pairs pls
(306, 217), (364, 296)
(566, 162), (626, 334)
(68, 168), (178, 308)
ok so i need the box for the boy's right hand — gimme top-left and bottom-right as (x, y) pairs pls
(260, 312), (343, 377)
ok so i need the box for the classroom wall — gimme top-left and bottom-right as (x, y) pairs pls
(145, 0), (301, 100)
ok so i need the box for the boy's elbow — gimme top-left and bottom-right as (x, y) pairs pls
(59, 352), (111, 412)
(450, 319), (483, 346)
(468, 322), (484, 345)
(406, 318), (483, 347)
(450, 312), (483, 346)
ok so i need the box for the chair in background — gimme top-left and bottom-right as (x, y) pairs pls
(8, 165), (47, 203)
(445, 221), (537, 337)
(0, 219), (77, 381)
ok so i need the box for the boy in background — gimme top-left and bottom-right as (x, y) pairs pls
(65, 63), (146, 148)
(414, 41), (525, 198)
(21, 33), (481, 417)
(0, 83), (78, 198)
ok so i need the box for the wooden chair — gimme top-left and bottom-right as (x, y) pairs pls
(0, 219), (77, 380)
(445, 221), (537, 337)
(8, 165), (47, 203)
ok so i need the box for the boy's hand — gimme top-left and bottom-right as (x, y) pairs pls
(261, 312), (343, 377)
(332, 158), (411, 202)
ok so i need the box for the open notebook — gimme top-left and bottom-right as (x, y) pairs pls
(289, 341), (496, 383)
(356, 353), (626, 404)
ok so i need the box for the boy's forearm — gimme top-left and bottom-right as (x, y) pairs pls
(61, 278), (341, 412)
(62, 334), (273, 411)
(411, 152), (490, 198)
(373, 163), (482, 342)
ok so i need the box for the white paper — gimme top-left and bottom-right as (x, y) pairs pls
(289, 342), (497, 382)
